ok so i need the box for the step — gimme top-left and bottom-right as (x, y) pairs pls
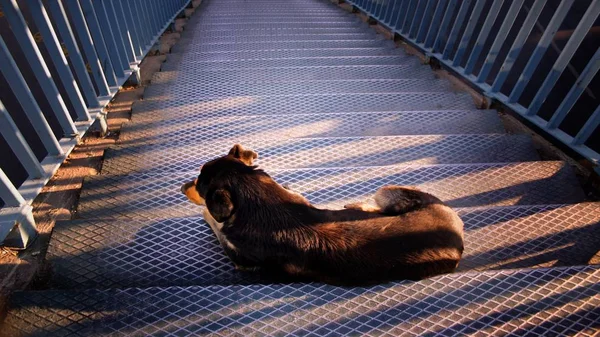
(119, 111), (505, 144)
(173, 39), (395, 53)
(5, 265), (599, 335)
(160, 55), (417, 72)
(195, 17), (362, 25)
(44, 203), (600, 289)
(191, 33), (382, 44)
(168, 48), (405, 61)
(191, 22), (374, 31)
(76, 162), (584, 219)
(144, 79), (454, 100)
(101, 135), (539, 175)
(185, 27), (371, 37)
(130, 93), (476, 123)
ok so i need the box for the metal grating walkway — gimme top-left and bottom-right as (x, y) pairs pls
(3, 0), (599, 335)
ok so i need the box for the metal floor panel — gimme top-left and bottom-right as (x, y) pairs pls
(161, 55), (416, 72)
(5, 265), (600, 336)
(130, 93), (475, 122)
(195, 17), (361, 25)
(119, 110), (506, 144)
(164, 64), (430, 81)
(144, 79), (451, 100)
(191, 34), (380, 44)
(42, 203), (600, 289)
(76, 161), (583, 219)
(187, 27), (374, 37)
(169, 48), (403, 61)
(101, 135), (539, 175)
(173, 39), (395, 53)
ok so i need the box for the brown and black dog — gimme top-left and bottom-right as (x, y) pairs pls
(181, 144), (464, 285)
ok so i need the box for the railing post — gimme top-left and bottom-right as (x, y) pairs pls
(110, 0), (137, 64)
(63, 0), (112, 96)
(525, 0), (600, 116)
(0, 169), (26, 207)
(0, 100), (45, 179)
(452, 0), (486, 66)
(490, 0), (547, 93)
(573, 105), (600, 146)
(77, 0), (118, 87)
(0, 36), (63, 156)
(26, 0), (90, 122)
(121, 0), (143, 59)
(1, 0), (78, 137)
(46, 0), (100, 108)
(547, 47), (600, 129)
(423, 0), (448, 49)
(441, 0), (473, 61)
(463, 0), (505, 75)
(92, 0), (127, 78)
(432, 0), (458, 53)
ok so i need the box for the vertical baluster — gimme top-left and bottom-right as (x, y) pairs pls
(573, 105), (600, 145)
(452, 0), (486, 66)
(92, 0), (127, 77)
(63, 0), (111, 96)
(408, 0), (428, 39)
(416, 0), (436, 44)
(441, 0), (473, 60)
(0, 100), (45, 179)
(547, 47), (600, 128)
(76, 0), (118, 87)
(111, 0), (137, 64)
(432, 0), (458, 53)
(476, 0), (525, 83)
(122, 0), (143, 58)
(423, 0), (448, 49)
(463, 0), (505, 75)
(26, 0), (89, 122)
(508, 0), (575, 103)
(0, 0), (78, 136)
(0, 37), (63, 155)
(524, 0), (600, 116)
(46, 0), (99, 108)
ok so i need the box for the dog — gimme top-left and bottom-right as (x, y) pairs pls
(181, 144), (464, 285)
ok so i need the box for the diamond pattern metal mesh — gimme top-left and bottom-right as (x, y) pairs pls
(170, 48), (402, 61)
(161, 56), (417, 72)
(44, 203), (600, 289)
(101, 135), (539, 174)
(77, 161), (583, 219)
(6, 266), (600, 336)
(130, 93), (476, 123)
(119, 111), (505, 145)
(156, 64), (431, 82)
(144, 78), (448, 99)
(173, 39), (394, 53)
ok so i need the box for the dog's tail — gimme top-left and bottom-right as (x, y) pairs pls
(374, 186), (442, 215)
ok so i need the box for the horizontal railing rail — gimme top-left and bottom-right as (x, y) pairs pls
(347, 0), (599, 168)
(0, 0), (190, 248)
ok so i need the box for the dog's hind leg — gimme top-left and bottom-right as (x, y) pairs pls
(374, 186), (441, 215)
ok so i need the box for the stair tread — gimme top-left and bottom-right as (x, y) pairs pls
(160, 55), (419, 72)
(130, 93), (476, 123)
(145, 78), (452, 98)
(76, 161), (584, 220)
(168, 48), (406, 60)
(6, 265), (599, 336)
(45, 203), (600, 289)
(119, 110), (506, 144)
(173, 39), (395, 53)
(102, 135), (540, 174)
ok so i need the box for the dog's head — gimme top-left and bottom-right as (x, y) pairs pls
(181, 144), (258, 222)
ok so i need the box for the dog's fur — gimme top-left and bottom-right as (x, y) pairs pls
(181, 144), (464, 285)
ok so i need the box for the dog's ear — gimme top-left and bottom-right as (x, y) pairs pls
(181, 179), (205, 206)
(228, 144), (258, 166)
(206, 187), (235, 223)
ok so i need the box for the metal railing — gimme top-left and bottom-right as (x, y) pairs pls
(348, 0), (599, 167)
(0, 0), (190, 248)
